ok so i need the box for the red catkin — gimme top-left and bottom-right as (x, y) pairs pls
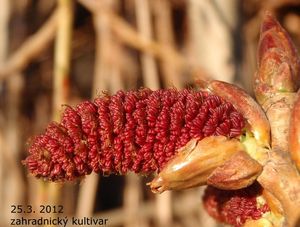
(203, 184), (270, 227)
(23, 88), (245, 181)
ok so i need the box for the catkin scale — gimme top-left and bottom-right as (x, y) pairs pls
(23, 88), (245, 181)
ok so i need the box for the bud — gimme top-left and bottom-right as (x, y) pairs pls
(148, 136), (262, 193)
(254, 11), (300, 104)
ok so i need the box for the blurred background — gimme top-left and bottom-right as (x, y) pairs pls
(0, 0), (300, 226)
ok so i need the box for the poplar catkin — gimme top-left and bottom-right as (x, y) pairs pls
(23, 88), (245, 181)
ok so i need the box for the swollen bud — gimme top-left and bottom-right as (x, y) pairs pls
(254, 11), (300, 104)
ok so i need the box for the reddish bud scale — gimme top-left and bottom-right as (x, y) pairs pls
(23, 88), (245, 181)
(203, 184), (270, 227)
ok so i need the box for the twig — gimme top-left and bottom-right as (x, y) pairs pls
(76, 173), (99, 217)
(187, 0), (236, 82)
(110, 12), (186, 72)
(78, 0), (188, 72)
(0, 79), (27, 221)
(47, 1), (73, 226)
(197, 188), (218, 227)
(0, 0), (9, 61)
(52, 0), (73, 121)
(0, 0), (9, 222)
(3, 74), (26, 221)
(123, 173), (145, 227)
(135, 0), (159, 90)
(0, 9), (58, 80)
(154, 192), (173, 227)
(1, 0), (26, 224)
(92, 8), (112, 94)
(153, 0), (182, 88)
(242, 15), (261, 93)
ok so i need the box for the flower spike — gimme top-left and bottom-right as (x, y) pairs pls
(23, 89), (245, 181)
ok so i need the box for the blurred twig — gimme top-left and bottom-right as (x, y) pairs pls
(153, 0), (182, 88)
(0, 0), (9, 61)
(187, 0), (236, 82)
(154, 192), (173, 227)
(78, 0), (188, 72)
(76, 173), (99, 217)
(52, 0), (73, 120)
(0, 0), (10, 222)
(92, 2), (114, 94)
(1, 0), (26, 224)
(135, 0), (159, 90)
(47, 0), (73, 226)
(124, 173), (147, 227)
(110, 12), (186, 72)
(1, 75), (26, 222)
(0, 9), (58, 80)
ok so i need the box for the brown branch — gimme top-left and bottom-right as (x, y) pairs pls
(0, 9), (58, 80)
